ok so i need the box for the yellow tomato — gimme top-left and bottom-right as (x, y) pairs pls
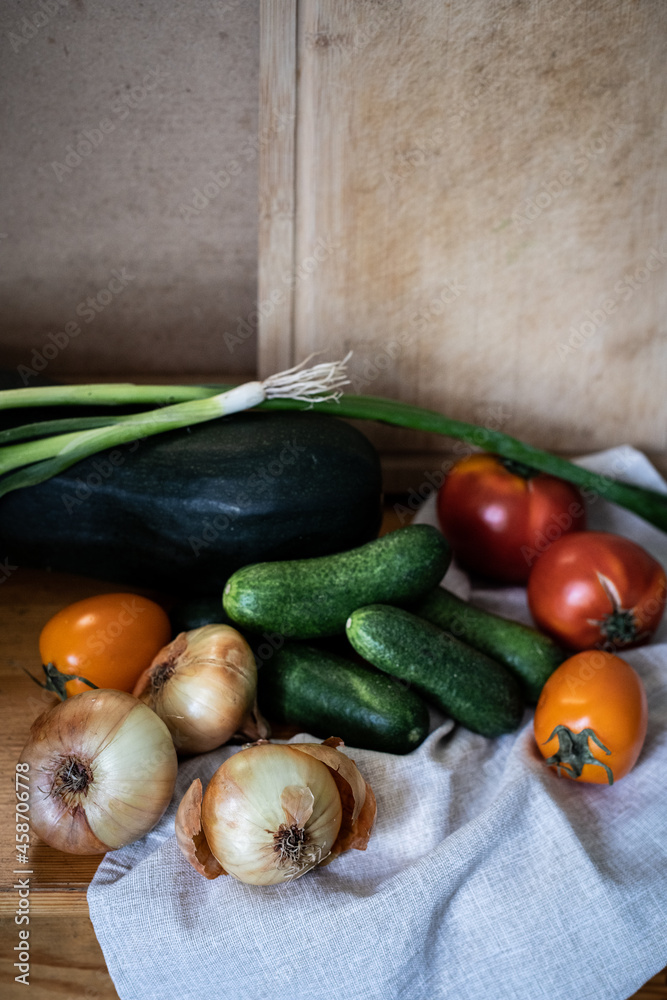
(39, 593), (172, 697)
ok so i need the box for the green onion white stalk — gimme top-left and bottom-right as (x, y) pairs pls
(1, 354), (666, 533)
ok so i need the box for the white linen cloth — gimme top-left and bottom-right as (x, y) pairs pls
(88, 446), (667, 1000)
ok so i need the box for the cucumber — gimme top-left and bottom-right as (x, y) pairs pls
(412, 587), (567, 702)
(0, 409), (382, 595)
(223, 524), (451, 638)
(258, 642), (430, 754)
(346, 604), (524, 737)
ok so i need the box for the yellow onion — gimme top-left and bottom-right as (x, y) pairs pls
(176, 737), (376, 886)
(133, 624), (269, 755)
(20, 689), (177, 854)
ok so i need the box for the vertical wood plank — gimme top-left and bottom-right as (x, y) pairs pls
(264, 0), (667, 466)
(258, 0), (298, 378)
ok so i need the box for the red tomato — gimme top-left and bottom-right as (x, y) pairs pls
(436, 454), (586, 583)
(39, 593), (172, 697)
(533, 651), (648, 785)
(527, 531), (666, 651)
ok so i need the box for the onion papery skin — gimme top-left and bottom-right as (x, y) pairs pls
(201, 744), (343, 885)
(134, 625), (267, 754)
(20, 689), (178, 854)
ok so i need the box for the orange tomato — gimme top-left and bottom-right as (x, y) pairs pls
(39, 593), (172, 697)
(533, 651), (648, 785)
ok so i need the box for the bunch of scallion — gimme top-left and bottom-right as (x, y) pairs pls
(0, 356), (666, 534)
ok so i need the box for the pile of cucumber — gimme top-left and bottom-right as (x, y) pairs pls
(179, 525), (568, 754)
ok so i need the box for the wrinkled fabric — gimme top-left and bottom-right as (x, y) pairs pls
(88, 446), (667, 1000)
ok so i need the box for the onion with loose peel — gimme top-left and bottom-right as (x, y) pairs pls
(176, 738), (376, 885)
(133, 624), (269, 755)
(20, 689), (178, 854)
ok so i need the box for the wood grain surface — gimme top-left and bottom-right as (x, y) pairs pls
(258, 0), (298, 376)
(259, 0), (667, 474)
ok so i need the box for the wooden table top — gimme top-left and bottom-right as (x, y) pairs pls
(1, 555), (665, 999)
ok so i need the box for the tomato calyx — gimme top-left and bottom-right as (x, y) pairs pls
(497, 457), (537, 480)
(543, 724), (614, 785)
(24, 662), (98, 701)
(587, 572), (642, 648)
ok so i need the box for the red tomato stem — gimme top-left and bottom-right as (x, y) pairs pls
(498, 457), (538, 480)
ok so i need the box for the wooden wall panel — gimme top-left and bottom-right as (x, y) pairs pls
(259, 0), (667, 476)
(258, 0), (298, 375)
(0, 0), (260, 379)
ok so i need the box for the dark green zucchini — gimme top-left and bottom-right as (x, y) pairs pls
(258, 641), (430, 754)
(0, 411), (382, 594)
(346, 604), (524, 737)
(412, 587), (567, 702)
(168, 596), (236, 634)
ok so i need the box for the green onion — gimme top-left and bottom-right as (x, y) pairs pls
(0, 414), (135, 446)
(0, 359), (348, 492)
(0, 383), (224, 410)
(1, 362), (666, 533)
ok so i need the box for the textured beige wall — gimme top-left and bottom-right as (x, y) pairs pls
(0, 0), (259, 381)
(260, 0), (667, 471)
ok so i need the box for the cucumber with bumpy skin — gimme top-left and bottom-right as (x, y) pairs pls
(412, 587), (567, 702)
(223, 524), (450, 639)
(346, 604), (524, 738)
(258, 642), (430, 754)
